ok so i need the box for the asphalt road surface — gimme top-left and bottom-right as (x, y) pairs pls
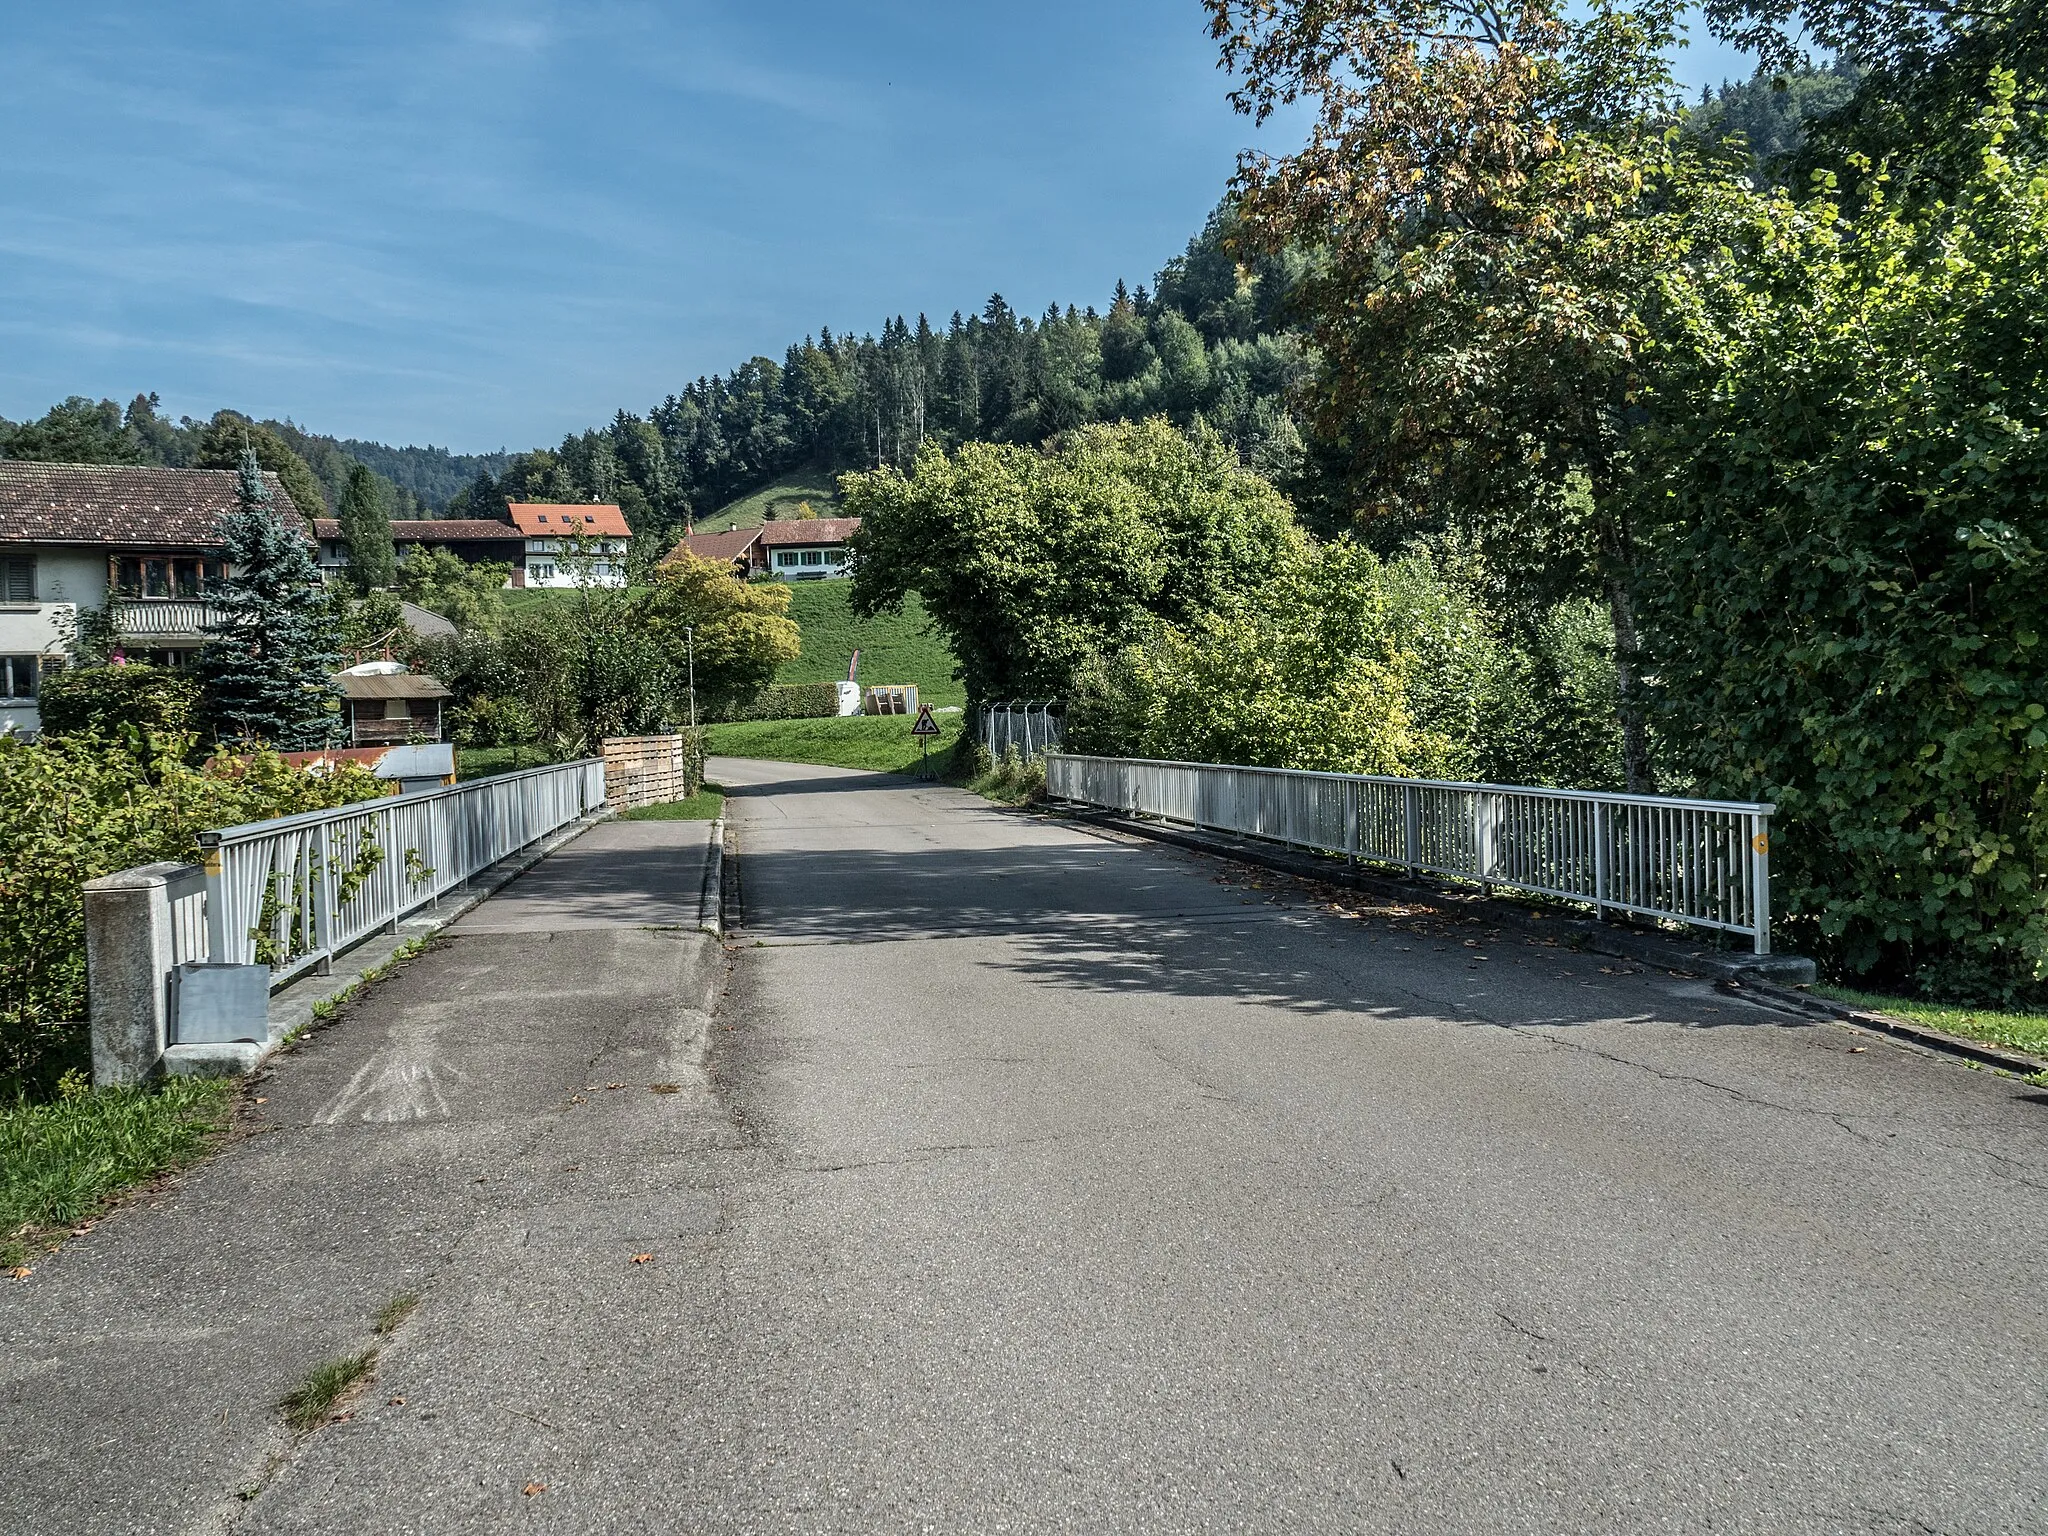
(696, 757), (2044, 1535)
(3, 763), (2042, 1533)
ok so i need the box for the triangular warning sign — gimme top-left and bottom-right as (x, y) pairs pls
(910, 703), (941, 736)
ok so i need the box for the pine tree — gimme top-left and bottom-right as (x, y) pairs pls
(338, 463), (397, 591)
(196, 448), (341, 748)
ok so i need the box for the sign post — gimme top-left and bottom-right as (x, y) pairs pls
(910, 701), (940, 779)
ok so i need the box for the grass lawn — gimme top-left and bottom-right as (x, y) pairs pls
(698, 470), (844, 534)
(457, 745), (555, 780)
(499, 584), (648, 614)
(618, 785), (725, 821)
(1812, 985), (2048, 1059)
(706, 713), (964, 775)
(1, 1077), (236, 1270)
(775, 580), (963, 707)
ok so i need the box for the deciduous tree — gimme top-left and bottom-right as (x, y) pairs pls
(1205, 0), (1711, 790)
(844, 418), (1302, 703)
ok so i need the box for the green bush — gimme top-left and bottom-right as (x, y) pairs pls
(35, 664), (198, 742)
(0, 734), (389, 1096)
(1640, 90), (2048, 997)
(447, 694), (535, 749)
(715, 682), (842, 722)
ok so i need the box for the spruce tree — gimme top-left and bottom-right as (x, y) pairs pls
(196, 448), (341, 748)
(338, 463), (397, 591)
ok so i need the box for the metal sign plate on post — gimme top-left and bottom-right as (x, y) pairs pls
(910, 704), (940, 738)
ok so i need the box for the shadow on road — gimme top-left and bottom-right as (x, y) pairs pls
(733, 839), (1778, 1036)
(719, 771), (934, 798)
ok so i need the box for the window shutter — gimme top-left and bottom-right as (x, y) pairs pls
(1, 556), (32, 602)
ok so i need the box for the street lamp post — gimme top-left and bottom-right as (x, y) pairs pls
(686, 625), (697, 729)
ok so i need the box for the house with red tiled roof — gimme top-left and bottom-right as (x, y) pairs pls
(314, 501), (635, 590)
(506, 502), (632, 588)
(667, 516), (860, 581)
(0, 461), (313, 736)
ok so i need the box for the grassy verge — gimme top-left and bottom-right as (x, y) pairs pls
(706, 714), (964, 775)
(965, 744), (1047, 805)
(1811, 985), (2048, 1058)
(774, 581), (964, 707)
(619, 785), (725, 821)
(1, 1076), (236, 1270)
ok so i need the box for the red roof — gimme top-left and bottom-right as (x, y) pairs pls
(667, 526), (762, 565)
(313, 517), (522, 543)
(507, 502), (632, 537)
(0, 461), (313, 547)
(757, 517), (860, 547)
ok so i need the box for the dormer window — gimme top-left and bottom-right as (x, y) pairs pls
(537, 514), (548, 523)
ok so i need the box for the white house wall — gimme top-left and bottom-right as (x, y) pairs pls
(29, 549), (111, 609)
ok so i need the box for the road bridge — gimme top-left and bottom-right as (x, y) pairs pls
(3, 760), (2041, 1533)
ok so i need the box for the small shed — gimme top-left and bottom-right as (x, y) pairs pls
(333, 662), (453, 747)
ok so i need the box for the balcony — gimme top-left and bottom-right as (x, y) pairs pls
(114, 597), (224, 643)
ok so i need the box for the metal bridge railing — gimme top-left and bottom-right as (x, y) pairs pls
(1046, 753), (1776, 954)
(982, 701), (1064, 760)
(196, 758), (607, 981)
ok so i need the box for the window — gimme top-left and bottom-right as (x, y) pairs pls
(775, 551), (799, 569)
(1, 555), (32, 602)
(382, 697), (411, 720)
(801, 549), (824, 566)
(112, 555), (219, 598)
(0, 656), (37, 700)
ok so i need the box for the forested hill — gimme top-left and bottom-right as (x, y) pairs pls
(0, 69), (1848, 546)
(0, 393), (513, 525)
(0, 201), (1320, 551)
(329, 439), (516, 511)
(433, 201), (1321, 557)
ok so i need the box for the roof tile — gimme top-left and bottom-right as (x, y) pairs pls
(0, 461), (313, 547)
(506, 502), (632, 537)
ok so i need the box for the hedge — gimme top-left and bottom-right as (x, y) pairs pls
(0, 734), (389, 1097)
(714, 682), (843, 723)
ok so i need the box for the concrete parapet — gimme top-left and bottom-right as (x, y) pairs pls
(83, 861), (201, 1086)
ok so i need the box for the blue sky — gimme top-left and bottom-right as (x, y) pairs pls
(0, 2), (1754, 454)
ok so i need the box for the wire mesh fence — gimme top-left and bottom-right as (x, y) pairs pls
(981, 701), (1064, 760)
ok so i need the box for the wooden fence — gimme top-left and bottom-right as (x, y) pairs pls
(602, 734), (703, 810)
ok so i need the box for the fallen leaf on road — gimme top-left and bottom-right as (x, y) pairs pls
(254, 1097), (268, 1104)
(631, 1253), (653, 1264)
(649, 1083), (680, 1094)
(605, 1082), (625, 1091)
(388, 1396), (406, 1406)
(7, 1266), (30, 1280)
(1849, 1046), (1867, 1053)
(522, 1482), (547, 1497)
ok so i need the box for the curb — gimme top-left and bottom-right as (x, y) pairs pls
(1730, 980), (2048, 1076)
(700, 817), (725, 938)
(1047, 804), (2045, 1078)
(163, 809), (614, 1079)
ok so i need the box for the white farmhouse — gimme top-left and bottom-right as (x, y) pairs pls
(507, 502), (632, 588)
